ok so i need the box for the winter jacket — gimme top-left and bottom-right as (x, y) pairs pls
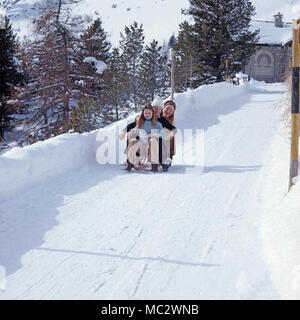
(131, 119), (167, 144)
(125, 116), (176, 133)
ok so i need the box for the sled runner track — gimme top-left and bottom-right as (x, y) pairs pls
(0, 82), (286, 299)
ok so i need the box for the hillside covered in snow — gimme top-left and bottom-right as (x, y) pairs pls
(1, 0), (300, 46)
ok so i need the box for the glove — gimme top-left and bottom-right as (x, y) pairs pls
(140, 135), (148, 144)
(130, 128), (139, 136)
(119, 131), (126, 140)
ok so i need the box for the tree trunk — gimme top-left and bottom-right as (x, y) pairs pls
(190, 54), (193, 88)
(56, 0), (62, 24)
(115, 105), (119, 120)
(62, 30), (70, 133)
(216, 54), (222, 82)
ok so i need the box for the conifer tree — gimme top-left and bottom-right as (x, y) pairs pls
(75, 17), (111, 127)
(119, 21), (144, 111)
(0, 16), (23, 140)
(105, 48), (129, 120)
(70, 98), (98, 133)
(183, 0), (259, 83)
(138, 39), (168, 102)
(173, 21), (199, 91)
(81, 17), (111, 63)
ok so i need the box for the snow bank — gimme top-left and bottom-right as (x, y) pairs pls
(0, 131), (97, 198)
(173, 81), (247, 122)
(261, 91), (300, 299)
(0, 114), (137, 198)
(0, 81), (247, 198)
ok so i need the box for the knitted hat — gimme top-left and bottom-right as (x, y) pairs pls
(152, 96), (164, 109)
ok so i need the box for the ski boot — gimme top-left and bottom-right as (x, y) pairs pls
(162, 164), (169, 172)
(165, 157), (172, 168)
(126, 160), (134, 171)
(151, 164), (158, 172)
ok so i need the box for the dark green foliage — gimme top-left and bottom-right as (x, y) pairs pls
(105, 48), (130, 120)
(70, 98), (98, 133)
(182, 0), (259, 84)
(78, 17), (112, 120)
(119, 21), (145, 110)
(138, 40), (168, 102)
(81, 17), (111, 63)
(173, 21), (200, 91)
(0, 16), (23, 139)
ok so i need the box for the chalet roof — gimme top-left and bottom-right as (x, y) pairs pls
(250, 20), (292, 46)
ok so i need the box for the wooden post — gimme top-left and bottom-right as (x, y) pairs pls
(225, 59), (229, 82)
(168, 34), (176, 101)
(289, 19), (300, 191)
(171, 48), (175, 101)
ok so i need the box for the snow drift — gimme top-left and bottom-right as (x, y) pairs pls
(261, 91), (300, 299)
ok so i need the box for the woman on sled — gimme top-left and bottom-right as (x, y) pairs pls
(121, 104), (169, 172)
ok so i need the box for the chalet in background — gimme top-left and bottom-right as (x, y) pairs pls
(244, 13), (292, 83)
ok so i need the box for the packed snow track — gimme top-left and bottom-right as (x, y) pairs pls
(0, 81), (286, 299)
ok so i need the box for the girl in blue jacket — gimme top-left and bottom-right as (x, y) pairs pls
(127, 105), (167, 172)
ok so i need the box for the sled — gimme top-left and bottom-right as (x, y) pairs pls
(123, 160), (169, 172)
(123, 161), (152, 171)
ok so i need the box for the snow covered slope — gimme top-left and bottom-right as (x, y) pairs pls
(2, 0), (300, 45)
(2, 0), (191, 45)
(0, 80), (288, 299)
